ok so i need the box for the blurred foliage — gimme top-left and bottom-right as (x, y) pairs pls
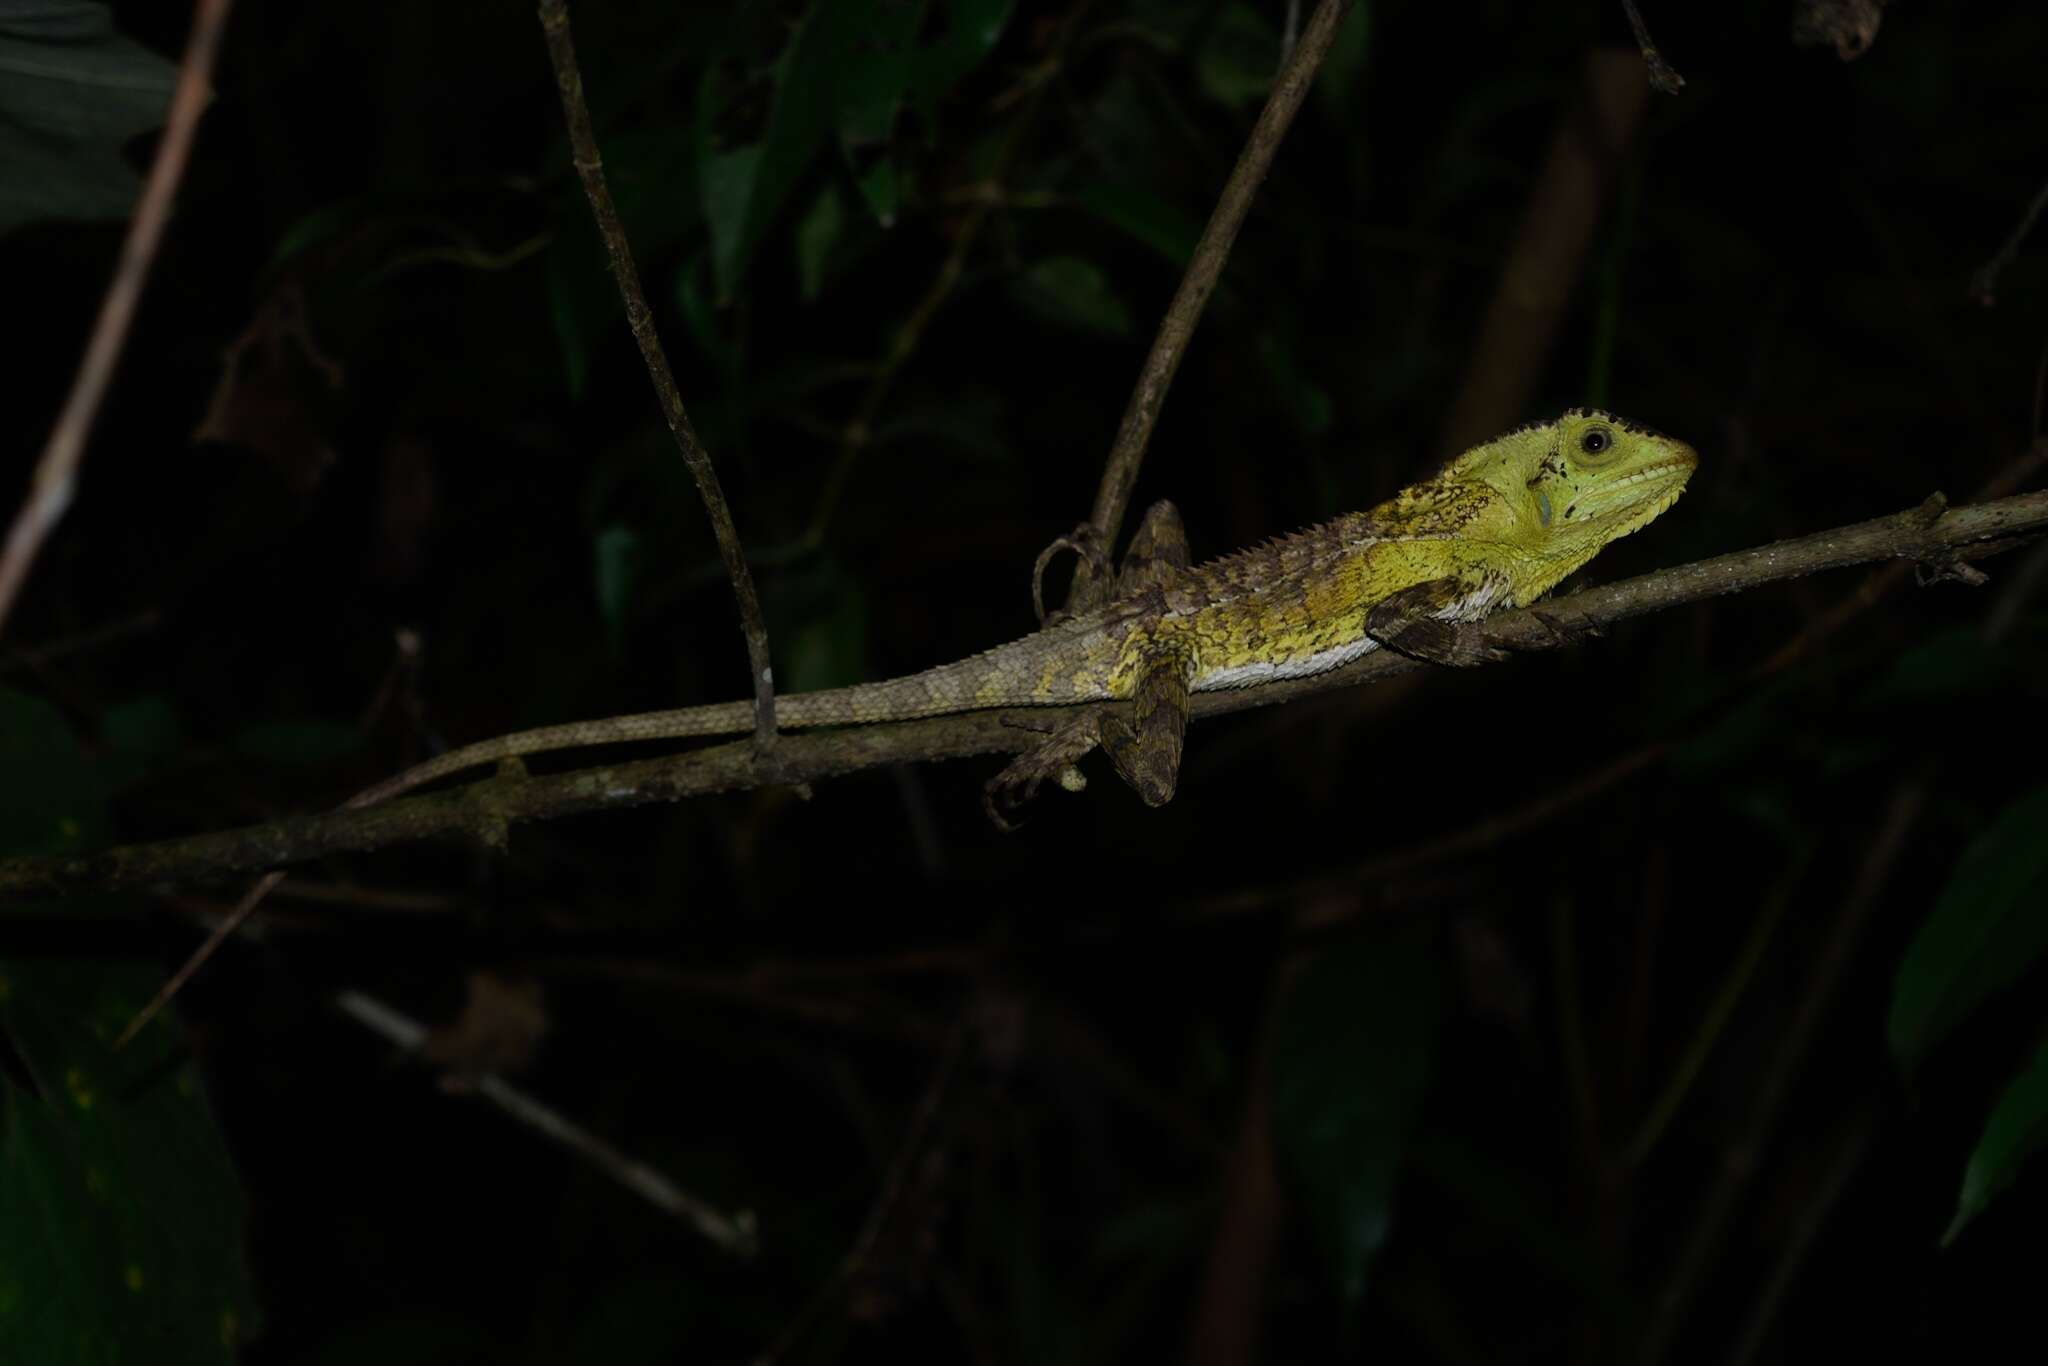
(0, 0), (176, 235)
(1271, 931), (1441, 1307)
(2, 0), (2048, 1362)
(1890, 784), (2048, 1076)
(0, 690), (258, 1363)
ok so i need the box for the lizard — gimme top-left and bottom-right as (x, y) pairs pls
(342, 405), (1696, 822)
(118, 406), (1694, 1041)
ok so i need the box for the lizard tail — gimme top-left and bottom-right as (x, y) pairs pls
(345, 641), (1088, 809)
(343, 701), (760, 808)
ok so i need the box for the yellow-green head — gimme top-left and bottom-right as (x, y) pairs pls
(1440, 406), (1697, 600)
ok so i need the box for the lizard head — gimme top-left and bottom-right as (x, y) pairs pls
(1454, 406), (1696, 572)
(1427, 407), (1695, 602)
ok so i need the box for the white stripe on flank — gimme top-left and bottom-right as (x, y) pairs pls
(1189, 577), (1507, 693)
(1195, 635), (1380, 691)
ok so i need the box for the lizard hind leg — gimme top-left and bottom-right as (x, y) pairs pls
(1033, 499), (1193, 625)
(982, 642), (1194, 829)
(1111, 499), (1193, 598)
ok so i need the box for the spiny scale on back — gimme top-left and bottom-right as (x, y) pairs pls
(350, 407), (1696, 808)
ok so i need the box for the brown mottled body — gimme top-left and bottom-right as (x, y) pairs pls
(348, 409), (1696, 824)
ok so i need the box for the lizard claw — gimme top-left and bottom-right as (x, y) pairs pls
(1032, 524), (1110, 625)
(982, 716), (1105, 830)
(1367, 618), (1510, 668)
(982, 782), (1027, 832)
(1529, 609), (1604, 646)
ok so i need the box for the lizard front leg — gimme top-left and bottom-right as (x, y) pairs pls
(1364, 573), (1515, 667)
(983, 642), (1194, 828)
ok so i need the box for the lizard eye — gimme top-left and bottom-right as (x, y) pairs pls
(1579, 426), (1613, 456)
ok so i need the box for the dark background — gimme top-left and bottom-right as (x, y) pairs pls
(3, 0), (2046, 1362)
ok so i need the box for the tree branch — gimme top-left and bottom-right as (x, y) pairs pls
(536, 0), (779, 744)
(1620, 0), (1686, 94)
(0, 0), (234, 638)
(1068, 0), (1354, 603)
(3, 487), (2043, 902)
(333, 989), (756, 1256)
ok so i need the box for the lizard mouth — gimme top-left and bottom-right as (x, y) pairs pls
(1565, 450), (1697, 527)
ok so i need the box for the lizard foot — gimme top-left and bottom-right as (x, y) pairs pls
(1368, 616), (1512, 668)
(1529, 609), (1605, 647)
(983, 715), (1103, 831)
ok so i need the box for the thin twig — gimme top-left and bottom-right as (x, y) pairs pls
(0, 0), (234, 639)
(1620, 0), (1686, 93)
(1745, 440), (2048, 682)
(754, 1020), (969, 1364)
(1719, 1098), (1879, 1366)
(1621, 849), (1812, 1167)
(1066, 0), (1354, 605)
(1436, 48), (1651, 456)
(1551, 897), (1605, 1167)
(334, 989), (757, 1255)
(1634, 781), (1924, 1366)
(116, 867), (294, 1046)
(0, 608), (163, 676)
(1193, 740), (1670, 918)
(536, 0), (777, 746)
(802, 60), (1058, 547)
(1969, 173), (2048, 307)
(109, 0), (789, 1046)
(7, 487), (2047, 904)
(1182, 956), (1294, 1366)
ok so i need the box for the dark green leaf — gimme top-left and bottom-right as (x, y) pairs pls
(1255, 329), (1334, 438)
(266, 198), (369, 274)
(1859, 626), (2013, 707)
(836, 0), (932, 147)
(0, 962), (258, 1363)
(1196, 4), (1279, 110)
(795, 182), (845, 300)
(1890, 785), (2048, 1073)
(0, 1), (177, 235)
(1943, 1033), (2048, 1246)
(1071, 182), (1200, 267)
(854, 154), (900, 228)
(673, 252), (728, 379)
(100, 696), (182, 762)
(708, 0), (913, 297)
(1411, 1136), (1639, 1321)
(1010, 257), (1133, 335)
(1271, 931), (1441, 1305)
(598, 124), (704, 260)
(1089, 1195), (1207, 1267)
(568, 1269), (712, 1366)
(872, 384), (1011, 462)
(707, 0), (1012, 296)
(1313, 2), (1374, 120)
(0, 688), (104, 859)
(593, 524), (640, 657)
(909, 0), (1016, 123)
(1668, 680), (1793, 778)
(765, 564), (870, 696)
(229, 719), (362, 767)
(289, 1311), (496, 1366)
(0, 690), (256, 1362)
(97, 695), (185, 790)
(701, 143), (762, 300)
(545, 219), (612, 402)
